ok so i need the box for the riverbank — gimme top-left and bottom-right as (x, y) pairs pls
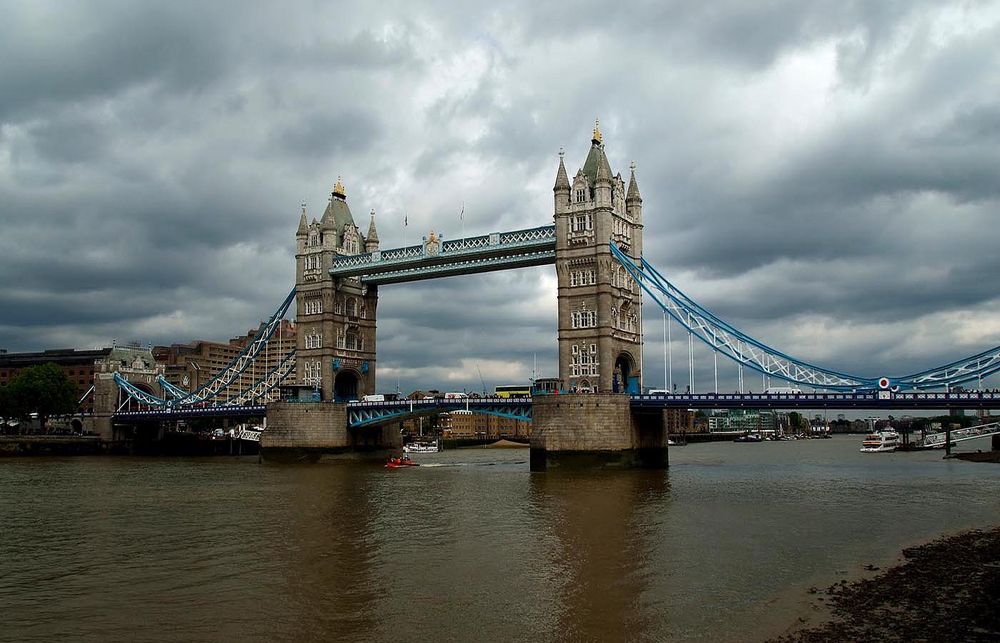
(769, 526), (1000, 642)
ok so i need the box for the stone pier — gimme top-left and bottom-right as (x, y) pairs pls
(529, 394), (669, 471)
(260, 401), (400, 461)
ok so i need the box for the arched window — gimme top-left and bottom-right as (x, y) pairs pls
(346, 298), (357, 317)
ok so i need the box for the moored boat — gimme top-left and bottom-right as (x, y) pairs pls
(860, 428), (900, 453)
(403, 441), (439, 453)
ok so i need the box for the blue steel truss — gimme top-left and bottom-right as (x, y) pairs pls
(611, 243), (1000, 391)
(158, 376), (188, 399)
(113, 289), (296, 410)
(330, 226), (556, 284)
(347, 397), (533, 428)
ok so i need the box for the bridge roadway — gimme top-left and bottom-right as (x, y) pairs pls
(113, 390), (1000, 424)
(629, 390), (1000, 410)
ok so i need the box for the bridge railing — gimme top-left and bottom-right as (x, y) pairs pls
(330, 226), (556, 276)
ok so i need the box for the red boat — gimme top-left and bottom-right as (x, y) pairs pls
(385, 456), (419, 469)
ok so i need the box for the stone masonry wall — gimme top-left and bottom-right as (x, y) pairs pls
(261, 401), (350, 451)
(532, 393), (637, 452)
(530, 393), (668, 470)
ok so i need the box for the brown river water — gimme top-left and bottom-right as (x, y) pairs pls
(2, 435), (999, 642)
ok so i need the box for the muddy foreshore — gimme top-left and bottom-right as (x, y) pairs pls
(770, 526), (1000, 642)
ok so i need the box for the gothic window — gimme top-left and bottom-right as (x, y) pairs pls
(304, 361), (322, 386)
(335, 298), (344, 315)
(590, 343), (597, 354)
(588, 269), (596, 285)
(336, 328), (346, 349)
(309, 232), (319, 247)
(346, 298), (357, 317)
(570, 272), (577, 287)
(346, 327), (359, 351)
(304, 299), (323, 315)
(573, 216), (586, 232)
(572, 344), (579, 355)
(304, 331), (323, 349)
(589, 311), (597, 327)
(575, 188), (585, 203)
(586, 214), (593, 230)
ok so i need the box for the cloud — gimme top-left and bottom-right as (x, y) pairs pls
(1, 1), (999, 394)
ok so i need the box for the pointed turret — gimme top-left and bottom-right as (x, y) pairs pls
(595, 152), (612, 185)
(296, 203), (308, 236)
(320, 175), (355, 240)
(554, 149), (570, 192)
(365, 209), (380, 252)
(582, 118), (614, 187)
(626, 162), (641, 202)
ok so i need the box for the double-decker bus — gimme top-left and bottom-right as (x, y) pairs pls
(494, 384), (531, 399)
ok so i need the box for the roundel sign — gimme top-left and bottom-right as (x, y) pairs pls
(878, 377), (891, 390)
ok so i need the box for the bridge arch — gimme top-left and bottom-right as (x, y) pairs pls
(614, 351), (638, 394)
(334, 369), (361, 401)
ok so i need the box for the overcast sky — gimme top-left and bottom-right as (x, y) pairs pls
(2, 1), (999, 393)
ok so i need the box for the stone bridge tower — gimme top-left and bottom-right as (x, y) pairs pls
(295, 178), (379, 401)
(92, 344), (164, 439)
(553, 122), (644, 394)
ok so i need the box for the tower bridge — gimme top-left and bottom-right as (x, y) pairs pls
(105, 122), (1000, 468)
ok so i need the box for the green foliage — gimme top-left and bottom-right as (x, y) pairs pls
(788, 411), (804, 430)
(2, 363), (79, 428)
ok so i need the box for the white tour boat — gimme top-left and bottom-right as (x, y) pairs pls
(403, 441), (439, 454)
(860, 428), (900, 453)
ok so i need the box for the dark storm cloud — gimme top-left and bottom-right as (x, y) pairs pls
(1, 0), (998, 393)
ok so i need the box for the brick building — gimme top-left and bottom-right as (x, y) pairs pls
(153, 319), (296, 399)
(0, 344), (157, 414)
(440, 410), (531, 440)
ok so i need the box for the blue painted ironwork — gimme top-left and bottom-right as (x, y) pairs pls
(223, 349), (296, 406)
(170, 288), (297, 405)
(158, 376), (188, 400)
(347, 397), (532, 428)
(113, 373), (169, 407)
(610, 243), (1000, 391)
(115, 405), (267, 421)
(629, 390), (1000, 410)
(329, 226), (556, 284)
(113, 289), (296, 409)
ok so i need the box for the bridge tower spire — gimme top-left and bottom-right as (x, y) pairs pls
(554, 126), (643, 393)
(295, 177), (378, 401)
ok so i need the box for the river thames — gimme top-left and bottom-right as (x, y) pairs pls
(2, 435), (999, 641)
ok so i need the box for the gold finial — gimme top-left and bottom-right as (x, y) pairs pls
(333, 176), (345, 198)
(559, 146), (565, 159)
(592, 118), (602, 144)
(301, 201), (307, 214)
(630, 161), (636, 173)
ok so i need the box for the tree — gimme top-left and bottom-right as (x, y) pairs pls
(788, 411), (805, 432)
(3, 363), (78, 432)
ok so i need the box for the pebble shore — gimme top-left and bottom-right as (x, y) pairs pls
(770, 526), (1000, 642)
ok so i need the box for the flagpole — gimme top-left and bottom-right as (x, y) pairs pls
(460, 201), (465, 246)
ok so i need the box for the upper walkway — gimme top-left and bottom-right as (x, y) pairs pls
(329, 225), (556, 284)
